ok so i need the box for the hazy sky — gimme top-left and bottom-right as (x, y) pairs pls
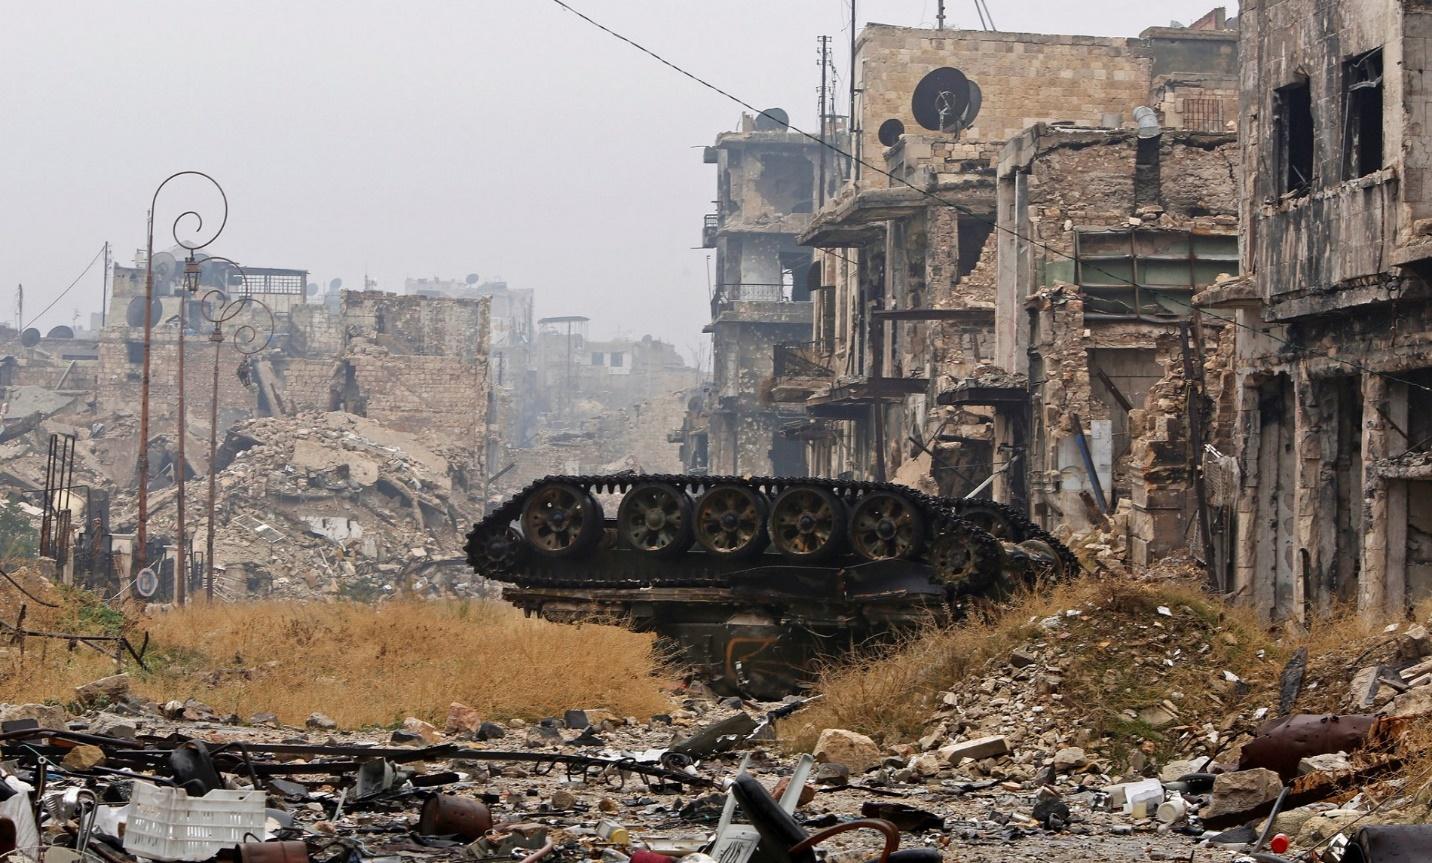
(2, 1), (1238, 358)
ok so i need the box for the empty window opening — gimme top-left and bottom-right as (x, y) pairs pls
(609, 352), (623, 368)
(591, 352), (604, 366)
(1276, 78), (1314, 194)
(125, 340), (145, 364)
(756, 154), (815, 215)
(1344, 48), (1384, 179)
(956, 220), (995, 280)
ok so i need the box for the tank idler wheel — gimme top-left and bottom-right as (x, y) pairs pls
(694, 484), (769, 558)
(466, 525), (527, 575)
(769, 485), (847, 562)
(520, 482), (605, 559)
(849, 492), (927, 561)
(618, 482), (695, 557)
(956, 500), (1021, 540)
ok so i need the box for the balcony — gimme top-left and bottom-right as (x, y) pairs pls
(701, 214), (720, 248)
(768, 341), (835, 404)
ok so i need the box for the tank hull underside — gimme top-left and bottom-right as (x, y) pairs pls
(467, 474), (1077, 698)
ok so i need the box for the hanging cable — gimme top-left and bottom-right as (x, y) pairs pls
(21, 244), (105, 332)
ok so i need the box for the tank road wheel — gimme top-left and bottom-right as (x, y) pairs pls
(955, 500), (1022, 540)
(849, 492), (927, 561)
(618, 482), (695, 557)
(465, 525), (527, 577)
(931, 519), (999, 595)
(520, 482), (605, 559)
(694, 484), (769, 558)
(769, 485), (847, 562)
(1017, 537), (1066, 582)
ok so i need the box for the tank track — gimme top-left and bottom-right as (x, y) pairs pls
(465, 473), (1078, 595)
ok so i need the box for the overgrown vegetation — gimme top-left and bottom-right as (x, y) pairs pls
(784, 578), (1397, 761)
(0, 499), (38, 559)
(0, 567), (674, 726)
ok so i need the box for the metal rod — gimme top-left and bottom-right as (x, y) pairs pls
(176, 286), (187, 607)
(849, 0), (858, 181)
(206, 324), (222, 602)
(964, 451), (1021, 499)
(1069, 412), (1109, 514)
(138, 207), (155, 575)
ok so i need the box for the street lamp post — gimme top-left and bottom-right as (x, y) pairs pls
(138, 172), (226, 600)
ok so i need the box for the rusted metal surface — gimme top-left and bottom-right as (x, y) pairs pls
(1239, 714), (1377, 780)
(417, 795), (492, 839)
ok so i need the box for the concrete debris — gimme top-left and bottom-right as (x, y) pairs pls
(811, 728), (882, 774)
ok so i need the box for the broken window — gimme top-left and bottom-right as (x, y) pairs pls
(591, 352), (604, 366)
(1069, 229), (1239, 316)
(1343, 48), (1384, 179)
(1275, 77), (1314, 194)
(609, 352), (623, 368)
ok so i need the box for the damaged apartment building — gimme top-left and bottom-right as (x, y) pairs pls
(1193, 0), (1432, 620)
(768, 12), (1240, 534)
(686, 111), (828, 475)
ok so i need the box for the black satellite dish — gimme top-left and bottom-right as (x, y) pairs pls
(46, 326), (74, 340)
(754, 107), (790, 131)
(878, 118), (906, 147)
(125, 296), (164, 328)
(912, 67), (972, 132)
(20, 328), (41, 348)
(465, 273), (480, 286)
(962, 81), (983, 128)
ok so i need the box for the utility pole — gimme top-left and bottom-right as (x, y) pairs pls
(849, 0), (859, 181)
(100, 242), (110, 328)
(817, 35), (831, 206)
(937, 0), (946, 29)
(15, 284), (22, 331)
(138, 207), (155, 574)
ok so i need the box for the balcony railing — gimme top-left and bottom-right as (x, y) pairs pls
(702, 214), (720, 248)
(773, 341), (835, 380)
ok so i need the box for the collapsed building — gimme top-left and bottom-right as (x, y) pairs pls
(770, 11), (1241, 499)
(684, 113), (828, 475)
(1194, 0), (1432, 619)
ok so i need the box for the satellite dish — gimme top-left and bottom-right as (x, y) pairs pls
(912, 67), (972, 132)
(20, 328), (40, 348)
(754, 107), (790, 131)
(878, 118), (906, 147)
(962, 81), (983, 128)
(46, 325), (74, 340)
(151, 251), (178, 285)
(124, 296), (164, 328)
(328, 277), (343, 292)
(465, 273), (480, 285)
(135, 566), (159, 598)
(306, 283), (319, 296)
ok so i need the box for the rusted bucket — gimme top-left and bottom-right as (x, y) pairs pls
(417, 795), (492, 840)
(238, 842), (309, 863)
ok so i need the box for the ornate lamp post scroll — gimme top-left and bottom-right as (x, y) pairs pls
(195, 265), (274, 601)
(139, 171), (226, 602)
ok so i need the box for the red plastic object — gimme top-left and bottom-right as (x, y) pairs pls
(630, 851), (675, 863)
(1270, 833), (1290, 854)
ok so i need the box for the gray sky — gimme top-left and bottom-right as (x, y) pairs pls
(2, 1), (1237, 357)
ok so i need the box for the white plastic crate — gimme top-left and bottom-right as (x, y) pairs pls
(122, 781), (266, 862)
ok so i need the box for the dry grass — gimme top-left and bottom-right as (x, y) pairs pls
(1, 566), (674, 727)
(785, 576), (1287, 756)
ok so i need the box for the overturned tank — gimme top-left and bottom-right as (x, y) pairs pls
(465, 474), (1078, 698)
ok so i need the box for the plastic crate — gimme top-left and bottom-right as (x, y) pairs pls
(122, 782), (266, 862)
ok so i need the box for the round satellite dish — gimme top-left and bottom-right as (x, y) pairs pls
(912, 67), (972, 132)
(20, 328), (41, 348)
(465, 273), (480, 285)
(124, 296), (164, 328)
(878, 118), (906, 147)
(328, 277), (343, 292)
(135, 566), (159, 598)
(46, 325), (74, 340)
(306, 283), (319, 295)
(961, 81), (983, 128)
(151, 251), (178, 284)
(754, 108), (790, 131)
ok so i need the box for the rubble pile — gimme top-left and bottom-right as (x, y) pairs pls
(115, 411), (484, 600)
(795, 583), (1432, 860)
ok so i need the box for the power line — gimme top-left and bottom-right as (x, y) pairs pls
(21, 244), (105, 332)
(544, 0), (1432, 396)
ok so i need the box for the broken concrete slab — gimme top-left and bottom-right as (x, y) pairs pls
(811, 728), (882, 773)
